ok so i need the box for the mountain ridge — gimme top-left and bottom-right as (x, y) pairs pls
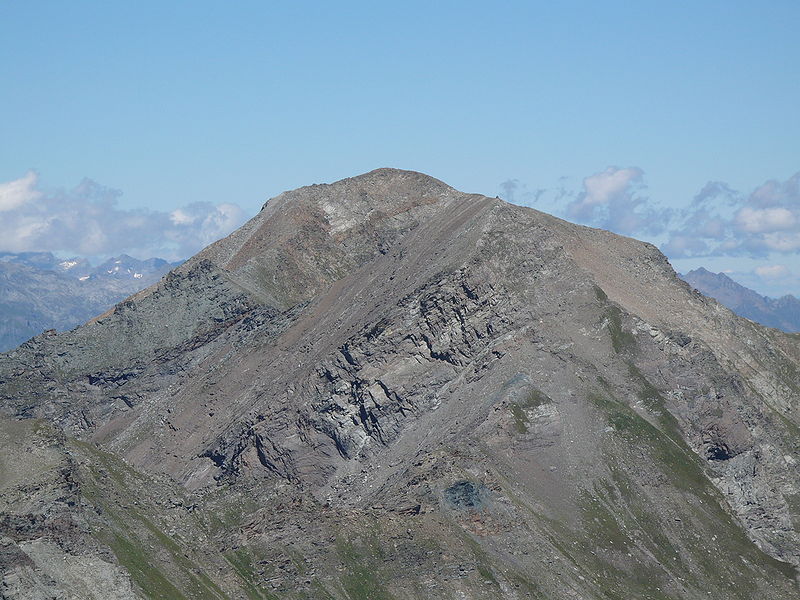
(1, 169), (799, 599)
(681, 267), (800, 332)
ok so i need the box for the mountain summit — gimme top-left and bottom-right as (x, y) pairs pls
(1, 169), (799, 599)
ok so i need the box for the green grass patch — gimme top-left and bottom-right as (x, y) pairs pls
(284, 545), (309, 576)
(207, 494), (259, 534)
(594, 285), (635, 353)
(476, 562), (498, 585)
(106, 533), (187, 600)
(460, 533), (503, 591)
(224, 548), (277, 600)
(510, 403), (530, 433)
(593, 286), (609, 302)
(578, 489), (633, 552)
(626, 362), (687, 447)
(605, 305), (636, 353)
(305, 581), (339, 599)
(507, 572), (545, 599)
(588, 390), (709, 492)
(72, 439), (230, 600)
(335, 536), (395, 600)
(510, 388), (552, 433)
(588, 386), (797, 595)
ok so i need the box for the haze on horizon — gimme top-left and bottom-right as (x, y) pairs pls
(1, 1), (798, 296)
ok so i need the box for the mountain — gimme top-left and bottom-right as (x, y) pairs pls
(92, 254), (173, 281)
(1, 169), (799, 599)
(681, 267), (800, 332)
(0, 253), (177, 352)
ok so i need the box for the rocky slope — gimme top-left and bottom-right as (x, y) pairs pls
(0, 253), (176, 352)
(1, 169), (799, 599)
(682, 267), (800, 332)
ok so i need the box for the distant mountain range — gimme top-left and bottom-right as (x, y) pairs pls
(681, 267), (800, 332)
(0, 252), (178, 351)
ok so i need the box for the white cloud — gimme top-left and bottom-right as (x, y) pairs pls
(169, 208), (195, 225)
(760, 232), (800, 253)
(0, 174), (249, 260)
(561, 166), (670, 236)
(755, 264), (790, 279)
(0, 171), (40, 212)
(165, 202), (246, 249)
(735, 206), (796, 233)
(661, 234), (709, 258)
(567, 167), (644, 222)
(583, 167), (642, 206)
(663, 171), (800, 260)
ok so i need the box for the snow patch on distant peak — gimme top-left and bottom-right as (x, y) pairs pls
(59, 260), (80, 270)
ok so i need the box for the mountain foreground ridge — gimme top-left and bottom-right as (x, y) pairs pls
(1, 168), (800, 599)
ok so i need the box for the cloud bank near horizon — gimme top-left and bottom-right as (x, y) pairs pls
(0, 172), (248, 261)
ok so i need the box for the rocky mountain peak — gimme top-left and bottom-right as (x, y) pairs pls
(2, 170), (800, 599)
(187, 168), (496, 307)
(279, 168), (459, 237)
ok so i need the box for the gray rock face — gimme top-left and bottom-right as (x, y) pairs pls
(1, 168), (800, 599)
(0, 417), (138, 600)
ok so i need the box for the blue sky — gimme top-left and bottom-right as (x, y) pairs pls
(1, 2), (799, 295)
